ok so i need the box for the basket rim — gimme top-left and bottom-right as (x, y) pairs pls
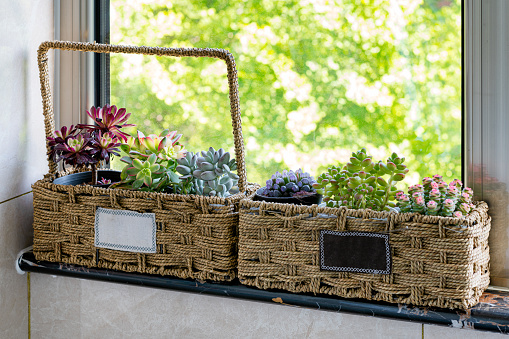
(239, 196), (489, 228)
(33, 174), (259, 206)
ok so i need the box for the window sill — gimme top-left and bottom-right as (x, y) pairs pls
(17, 249), (509, 335)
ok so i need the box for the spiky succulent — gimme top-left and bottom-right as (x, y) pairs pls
(77, 104), (135, 142)
(313, 148), (408, 211)
(260, 169), (317, 197)
(396, 175), (475, 217)
(175, 147), (239, 197)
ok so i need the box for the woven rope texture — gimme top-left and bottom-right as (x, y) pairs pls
(238, 198), (491, 309)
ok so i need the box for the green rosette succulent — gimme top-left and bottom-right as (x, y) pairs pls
(313, 148), (408, 211)
(112, 153), (180, 192)
(176, 147), (239, 198)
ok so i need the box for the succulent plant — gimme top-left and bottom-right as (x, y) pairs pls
(77, 104), (135, 142)
(115, 129), (187, 192)
(313, 148), (408, 211)
(97, 177), (112, 185)
(47, 105), (133, 185)
(395, 175), (475, 217)
(175, 152), (202, 195)
(121, 129), (186, 163)
(260, 169), (317, 198)
(175, 147), (239, 197)
(112, 153), (179, 192)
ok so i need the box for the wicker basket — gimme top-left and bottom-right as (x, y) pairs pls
(238, 197), (491, 309)
(32, 41), (251, 282)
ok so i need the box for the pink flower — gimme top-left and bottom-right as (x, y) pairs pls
(415, 196), (425, 205)
(453, 211), (463, 218)
(432, 174), (443, 182)
(412, 192), (423, 199)
(446, 186), (459, 195)
(427, 200), (438, 209)
(450, 179), (463, 188)
(438, 181), (448, 190)
(443, 199), (455, 209)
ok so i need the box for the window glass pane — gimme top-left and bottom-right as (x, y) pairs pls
(110, 0), (461, 187)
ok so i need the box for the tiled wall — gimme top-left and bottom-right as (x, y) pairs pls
(0, 1), (53, 337)
(29, 274), (507, 339)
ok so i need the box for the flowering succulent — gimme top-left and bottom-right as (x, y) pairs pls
(396, 175), (475, 217)
(121, 130), (186, 162)
(77, 104), (135, 142)
(426, 200), (440, 216)
(175, 147), (239, 197)
(260, 169), (317, 198)
(313, 148), (408, 211)
(47, 105), (131, 185)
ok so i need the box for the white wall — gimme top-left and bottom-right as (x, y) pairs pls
(0, 0), (54, 338)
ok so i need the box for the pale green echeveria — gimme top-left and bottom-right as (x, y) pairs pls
(176, 147), (239, 197)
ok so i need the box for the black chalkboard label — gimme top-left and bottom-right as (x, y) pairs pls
(319, 230), (391, 274)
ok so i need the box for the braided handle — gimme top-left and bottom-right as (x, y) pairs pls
(38, 40), (247, 192)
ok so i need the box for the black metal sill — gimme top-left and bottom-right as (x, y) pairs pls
(18, 250), (509, 335)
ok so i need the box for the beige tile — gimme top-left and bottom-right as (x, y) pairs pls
(424, 324), (506, 338)
(0, 195), (34, 263)
(0, 267), (28, 339)
(0, 195), (35, 339)
(30, 274), (83, 339)
(30, 274), (422, 339)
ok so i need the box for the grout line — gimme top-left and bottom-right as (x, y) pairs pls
(0, 191), (32, 205)
(422, 323), (424, 339)
(28, 272), (31, 339)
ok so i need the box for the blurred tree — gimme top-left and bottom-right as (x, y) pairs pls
(110, 0), (461, 186)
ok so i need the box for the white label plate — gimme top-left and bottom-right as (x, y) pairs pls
(94, 207), (156, 253)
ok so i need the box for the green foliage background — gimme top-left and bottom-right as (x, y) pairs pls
(110, 0), (461, 187)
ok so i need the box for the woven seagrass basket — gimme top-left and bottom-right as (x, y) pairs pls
(32, 40), (253, 282)
(238, 198), (491, 309)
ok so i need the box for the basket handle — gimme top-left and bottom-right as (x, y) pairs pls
(37, 40), (247, 193)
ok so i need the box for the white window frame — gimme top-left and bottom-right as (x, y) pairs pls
(53, 0), (96, 129)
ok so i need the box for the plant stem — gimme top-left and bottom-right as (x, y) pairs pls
(381, 174), (394, 210)
(91, 163), (98, 185)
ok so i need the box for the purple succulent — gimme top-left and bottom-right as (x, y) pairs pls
(77, 105), (135, 142)
(55, 133), (96, 167)
(261, 168), (317, 198)
(47, 105), (135, 185)
(450, 179), (463, 189)
(90, 131), (122, 161)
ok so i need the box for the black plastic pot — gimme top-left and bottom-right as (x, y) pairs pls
(253, 188), (322, 206)
(52, 170), (122, 188)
